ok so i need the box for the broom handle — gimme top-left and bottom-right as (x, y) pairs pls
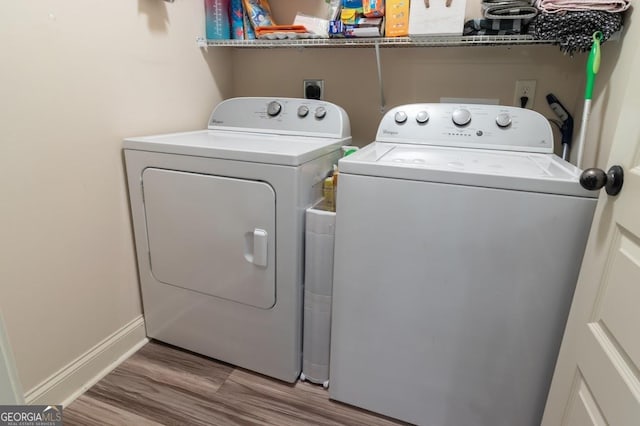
(576, 99), (591, 169)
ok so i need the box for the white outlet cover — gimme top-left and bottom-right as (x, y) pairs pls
(514, 80), (537, 109)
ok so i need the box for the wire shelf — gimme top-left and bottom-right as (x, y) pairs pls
(196, 35), (555, 49)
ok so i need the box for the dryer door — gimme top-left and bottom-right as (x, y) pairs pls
(141, 168), (276, 309)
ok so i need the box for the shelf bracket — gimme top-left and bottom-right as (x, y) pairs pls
(375, 41), (386, 114)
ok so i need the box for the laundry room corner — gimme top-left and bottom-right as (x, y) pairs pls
(0, 0), (232, 405)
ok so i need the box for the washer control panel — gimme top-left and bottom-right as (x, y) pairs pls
(208, 97), (351, 138)
(376, 103), (553, 153)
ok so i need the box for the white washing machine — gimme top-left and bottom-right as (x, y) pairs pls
(124, 97), (350, 382)
(329, 103), (597, 425)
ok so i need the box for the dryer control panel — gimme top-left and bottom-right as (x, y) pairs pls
(208, 97), (351, 139)
(376, 103), (553, 154)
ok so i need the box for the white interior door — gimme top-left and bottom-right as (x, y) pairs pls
(0, 311), (23, 404)
(541, 43), (640, 425)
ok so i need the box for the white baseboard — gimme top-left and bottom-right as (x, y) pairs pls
(24, 315), (148, 407)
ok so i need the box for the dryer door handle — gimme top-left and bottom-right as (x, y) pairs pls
(244, 228), (268, 267)
(253, 229), (268, 267)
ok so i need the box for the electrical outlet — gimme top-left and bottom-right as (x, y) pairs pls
(514, 80), (536, 109)
(303, 79), (324, 100)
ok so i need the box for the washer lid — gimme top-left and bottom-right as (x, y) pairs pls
(124, 130), (350, 166)
(338, 143), (597, 197)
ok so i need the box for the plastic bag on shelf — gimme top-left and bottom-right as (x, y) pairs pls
(242, 0), (276, 29)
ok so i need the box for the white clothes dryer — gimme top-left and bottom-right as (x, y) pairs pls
(124, 97), (350, 382)
(329, 104), (596, 425)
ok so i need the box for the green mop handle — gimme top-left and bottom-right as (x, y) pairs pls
(577, 32), (603, 168)
(585, 32), (602, 100)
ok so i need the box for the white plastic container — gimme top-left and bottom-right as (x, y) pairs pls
(301, 200), (336, 388)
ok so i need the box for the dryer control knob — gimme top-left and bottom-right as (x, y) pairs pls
(395, 111), (408, 124)
(416, 111), (430, 124)
(267, 101), (282, 117)
(315, 106), (327, 119)
(452, 108), (472, 126)
(496, 112), (512, 128)
(298, 105), (309, 118)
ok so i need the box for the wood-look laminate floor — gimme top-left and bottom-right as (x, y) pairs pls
(64, 341), (406, 425)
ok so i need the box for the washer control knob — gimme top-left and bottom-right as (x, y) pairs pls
(267, 101), (282, 117)
(452, 108), (472, 126)
(416, 111), (430, 124)
(496, 112), (512, 128)
(297, 105), (309, 118)
(395, 111), (408, 124)
(315, 106), (327, 119)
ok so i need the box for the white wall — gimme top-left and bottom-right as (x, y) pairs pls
(0, 0), (231, 396)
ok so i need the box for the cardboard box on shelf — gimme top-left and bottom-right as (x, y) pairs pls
(385, 0), (410, 37)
